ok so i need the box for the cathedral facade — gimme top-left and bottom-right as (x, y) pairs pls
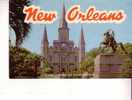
(41, 5), (85, 73)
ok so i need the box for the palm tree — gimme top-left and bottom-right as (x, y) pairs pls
(9, 0), (31, 47)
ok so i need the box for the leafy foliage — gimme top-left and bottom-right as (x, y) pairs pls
(80, 59), (94, 74)
(40, 59), (53, 76)
(9, 47), (41, 78)
(122, 58), (132, 78)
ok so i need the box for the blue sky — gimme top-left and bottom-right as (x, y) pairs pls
(13, 0), (132, 54)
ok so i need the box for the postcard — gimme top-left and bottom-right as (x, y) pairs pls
(9, 0), (132, 79)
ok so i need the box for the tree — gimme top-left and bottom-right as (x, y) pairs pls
(39, 58), (54, 78)
(9, 47), (41, 78)
(117, 43), (132, 54)
(9, 0), (31, 47)
(122, 58), (132, 78)
(80, 59), (94, 74)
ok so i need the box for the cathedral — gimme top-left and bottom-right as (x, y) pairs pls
(41, 5), (85, 73)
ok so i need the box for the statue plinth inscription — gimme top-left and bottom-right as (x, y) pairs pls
(94, 53), (124, 78)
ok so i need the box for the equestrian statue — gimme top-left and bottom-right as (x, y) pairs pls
(100, 29), (128, 54)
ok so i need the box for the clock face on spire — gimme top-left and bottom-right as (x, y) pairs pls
(62, 43), (66, 47)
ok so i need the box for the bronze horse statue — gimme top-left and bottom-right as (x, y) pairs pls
(100, 29), (128, 54)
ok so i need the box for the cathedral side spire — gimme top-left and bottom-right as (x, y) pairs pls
(42, 25), (49, 59)
(80, 26), (85, 44)
(43, 25), (48, 43)
(79, 26), (85, 63)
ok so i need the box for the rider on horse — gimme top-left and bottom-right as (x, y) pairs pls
(100, 29), (127, 54)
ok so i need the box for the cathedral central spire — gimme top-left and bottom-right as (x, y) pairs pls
(59, 4), (68, 28)
(58, 4), (69, 41)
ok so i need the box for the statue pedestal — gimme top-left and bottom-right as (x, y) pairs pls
(94, 53), (124, 78)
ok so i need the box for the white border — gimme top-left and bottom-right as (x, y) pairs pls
(0, 1), (131, 100)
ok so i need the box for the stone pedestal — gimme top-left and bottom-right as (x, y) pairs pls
(94, 53), (124, 78)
